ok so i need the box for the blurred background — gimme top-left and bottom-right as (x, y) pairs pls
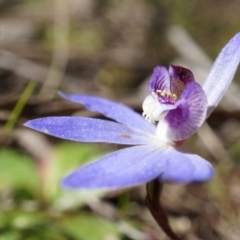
(0, 0), (240, 239)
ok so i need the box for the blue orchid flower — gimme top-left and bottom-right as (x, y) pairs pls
(25, 33), (240, 190)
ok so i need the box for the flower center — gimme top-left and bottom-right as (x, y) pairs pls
(142, 94), (176, 124)
(152, 90), (177, 104)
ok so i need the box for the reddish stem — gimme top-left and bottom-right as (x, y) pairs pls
(145, 180), (181, 240)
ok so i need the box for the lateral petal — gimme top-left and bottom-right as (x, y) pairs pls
(61, 145), (166, 189)
(59, 92), (155, 134)
(203, 32), (240, 117)
(24, 117), (152, 145)
(158, 148), (214, 183)
(181, 153), (215, 181)
(156, 81), (207, 141)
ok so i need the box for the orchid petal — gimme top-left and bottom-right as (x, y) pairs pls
(203, 32), (240, 117)
(159, 148), (214, 183)
(156, 81), (207, 141)
(182, 153), (215, 181)
(24, 117), (152, 145)
(148, 66), (170, 93)
(59, 92), (155, 134)
(61, 145), (166, 189)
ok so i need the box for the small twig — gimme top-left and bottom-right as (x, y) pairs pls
(4, 81), (36, 134)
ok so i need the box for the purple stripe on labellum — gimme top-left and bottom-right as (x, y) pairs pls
(156, 81), (208, 141)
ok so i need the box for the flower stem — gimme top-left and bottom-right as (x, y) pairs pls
(145, 180), (181, 240)
(4, 81), (36, 134)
